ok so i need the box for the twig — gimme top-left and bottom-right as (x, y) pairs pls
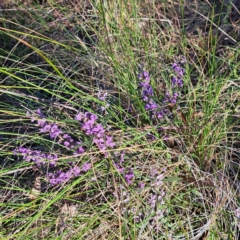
(0, 166), (32, 176)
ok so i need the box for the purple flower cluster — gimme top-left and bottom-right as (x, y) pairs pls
(171, 62), (184, 87)
(124, 167), (166, 225)
(47, 162), (92, 186)
(14, 109), (89, 186)
(48, 165), (81, 186)
(47, 161), (92, 186)
(138, 71), (153, 102)
(114, 152), (134, 185)
(32, 109), (83, 153)
(75, 112), (134, 184)
(138, 69), (167, 119)
(160, 60), (185, 109)
(15, 109), (134, 186)
(148, 168), (165, 208)
(138, 71), (159, 113)
(75, 112), (115, 152)
(138, 60), (185, 120)
(163, 92), (178, 105)
(148, 192), (165, 209)
(39, 123), (62, 139)
(14, 146), (58, 167)
(124, 168), (135, 185)
(147, 168), (166, 227)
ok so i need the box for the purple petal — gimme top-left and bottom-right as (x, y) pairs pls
(105, 136), (115, 148)
(81, 162), (91, 172)
(75, 113), (84, 121)
(75, 146), (85, 154)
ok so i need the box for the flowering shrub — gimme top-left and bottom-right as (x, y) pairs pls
(74, 112), (134, 184)
(14, 109), (89, 186)
(14, 109), (134, 186)
(121, 166), (167, 229)
(13, 59), (185, 192)
(138, 59), (185, 121)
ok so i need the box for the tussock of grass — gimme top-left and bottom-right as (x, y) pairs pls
(0, 0), (239, 239)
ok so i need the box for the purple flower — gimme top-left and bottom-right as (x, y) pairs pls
(177, 78), (183, 87)
(18, 146), (30, 154)
(115, 163), (125, 173)
(81, 162), (91, 172)
(48, 171), (69, 186)
(72, 166), (81, 176)
(172, 62), (184, 77)
(36, 108), (45, 118)
(173, 92), (178, 98)
(139, 182), (145, 189)
(15, 146), (59, 166)
(62, 133), (74, 149)
(98, 90), (108, 101)
(171, 76), (178, 86)
(40, 124), (51, 133)
(30, 150), (42, 164)
(82, 121), (94, 135)
(92, 124), (105, 138)
(30, 109), (65, 141)
(163, 92), (178, 105)
(138, 70), (154, 102)
(75, 146), (85, 155)
(146, 132), (156, 141)
(149, 192), (165, 209)
(163, 135), (170, 140)
(139, 81), (150, 88)
(172, 76), (183, 87)
(143, 71), (149, 76)
(124, 168), (134, 185)
(138, 60), (185, 123)
(154, 174), (164, 187)
(142, 86), (154, 101)
(63, 134), (74, 142)
(84, 112), (98, 124)
(149, 193), (157, 208)
(75, 113), (84, 121)
(31, 109), (46, 125)
(105, 136), (115, 148)
(150, 168), (158, 177)
(120, 152), (125, 163)
(145, 99), (158, 111)
(64, 141), (70, 148)
(49, 124), (62, 139)
(46, 153), (58, 166)
(37, 119), (46, 127)
(138, 71), (150, 81)
(93, 137), (106, 151)
(48, 166), (81, 186)
(99, 106), (106, 113)
(171, 61), (185, 87)
(157, 109), (166, 119)
(75, 111), (116, 154)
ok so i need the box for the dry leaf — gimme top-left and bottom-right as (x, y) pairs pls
(61, 203), (78, 217)
(28, 176), (42, 200)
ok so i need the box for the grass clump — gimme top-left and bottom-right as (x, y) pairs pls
(0, 0), (239, 239)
